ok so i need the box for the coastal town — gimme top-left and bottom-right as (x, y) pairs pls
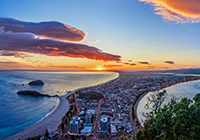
(2, 0), (200, 139)
(24, 72), (200, 140)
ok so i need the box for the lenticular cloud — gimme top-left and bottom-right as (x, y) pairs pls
(0, 18), (85, 42)
(139, 0), (200, 23)
(0, 18), (121, 62)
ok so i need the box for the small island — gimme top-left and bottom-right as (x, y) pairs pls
(28, 80), (44, 86)
(17, 90), (51, 97)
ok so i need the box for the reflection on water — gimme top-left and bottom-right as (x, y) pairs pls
(0, 71), (118, 139)
(137, 80), (200, 126)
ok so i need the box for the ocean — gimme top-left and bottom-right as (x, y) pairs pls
(0, 71), (119, 139)
(137, 79), (200, 126)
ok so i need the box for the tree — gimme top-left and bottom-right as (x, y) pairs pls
(144, 90), (167, 114)
(65, 117), (68, 124)
(136, 92), (200, 140)
(137, 90), (168, 140)
(84, 106), (87, 112)
(44, 129), (49, 139)
(72, 94), (75, 102)
(61, 123), (65, 133)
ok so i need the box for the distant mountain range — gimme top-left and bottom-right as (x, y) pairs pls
(117, 68), (200, 75)
(159, 68), (200, 74)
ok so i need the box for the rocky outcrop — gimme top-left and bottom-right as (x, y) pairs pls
(28, 80), (44, 85)
(17, 90), (51, 97)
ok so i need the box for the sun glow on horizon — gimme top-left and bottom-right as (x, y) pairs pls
(95, 67), (106, 71)
(98, 68), (102, 71)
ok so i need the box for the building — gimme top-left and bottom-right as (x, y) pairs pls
(85, 113), (92, 124)
(81, 125), (93, 136)
(73, 116), (81, 128)
(100, 115), (108, 131)
(69, 120), (78, 134)
(86, 109), (96, 115)
(111, 124), (117, 136)
(98, 115), (109, 136)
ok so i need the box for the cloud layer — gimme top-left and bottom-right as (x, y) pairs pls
(0, 18), (121, 62)
(0, 61), (35, 69)
(0, 18), (85, 42)
(103, 64), (123, 68)
(88, 40), (98, 44)
(164, 61), (175, 64)
(139, 62), (150, 65)
(130, 63), (136, 66)
(0, 32), (121, 62)
(139, 0), (200, 23)
(49, 65), (83, 69)
(0, 51), (31, 59)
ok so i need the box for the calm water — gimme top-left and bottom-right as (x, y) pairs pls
(0, 71), (118, 139)
(137, 79), (200, 126)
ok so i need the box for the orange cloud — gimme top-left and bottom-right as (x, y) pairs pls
(88, 40), (99, 44)
(0, 32), (121, 62)
(103, 64), (123, 68)
(49, 65), (84, 70)
(139, 0), (200, 23)
(0, 18), (121, 62)
(0, 61), (35, 70)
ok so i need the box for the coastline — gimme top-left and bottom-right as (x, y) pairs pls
(133, 90), (147, 128)
(134, 78), (200, 127)
(6, 72), (119, 140)
(6, 95), (69, 140)
(6, 98), (60, 139)
(69, 72), (119, 94)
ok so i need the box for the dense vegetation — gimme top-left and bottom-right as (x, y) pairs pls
(136, 90), (200, 140)
(76, 91), (104, 100)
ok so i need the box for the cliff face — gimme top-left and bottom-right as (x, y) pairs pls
(28, 80), (44, 85)
(17, 90), (51, 97)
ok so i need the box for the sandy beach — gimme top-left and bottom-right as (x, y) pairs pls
(6, 95), (70, 140)
(4, 73), (119, 140)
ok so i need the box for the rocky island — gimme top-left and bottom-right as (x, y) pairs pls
(28, 80), (44, 86)
(17, 90), (52, 97)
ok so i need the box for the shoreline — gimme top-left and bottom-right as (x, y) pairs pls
(6, 97), (60, 139)
(134, 78), (200, 127)
(6, 72), (119, 140)
(69, 72), (119, 94)
(133, 90), (147, 128)
(6, 95), (69, 140)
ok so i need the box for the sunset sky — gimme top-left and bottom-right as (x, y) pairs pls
(0, 0), (200, 71)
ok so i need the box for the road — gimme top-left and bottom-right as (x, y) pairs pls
(130, 104), (138, 133)
(93, 99), (103, 140)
